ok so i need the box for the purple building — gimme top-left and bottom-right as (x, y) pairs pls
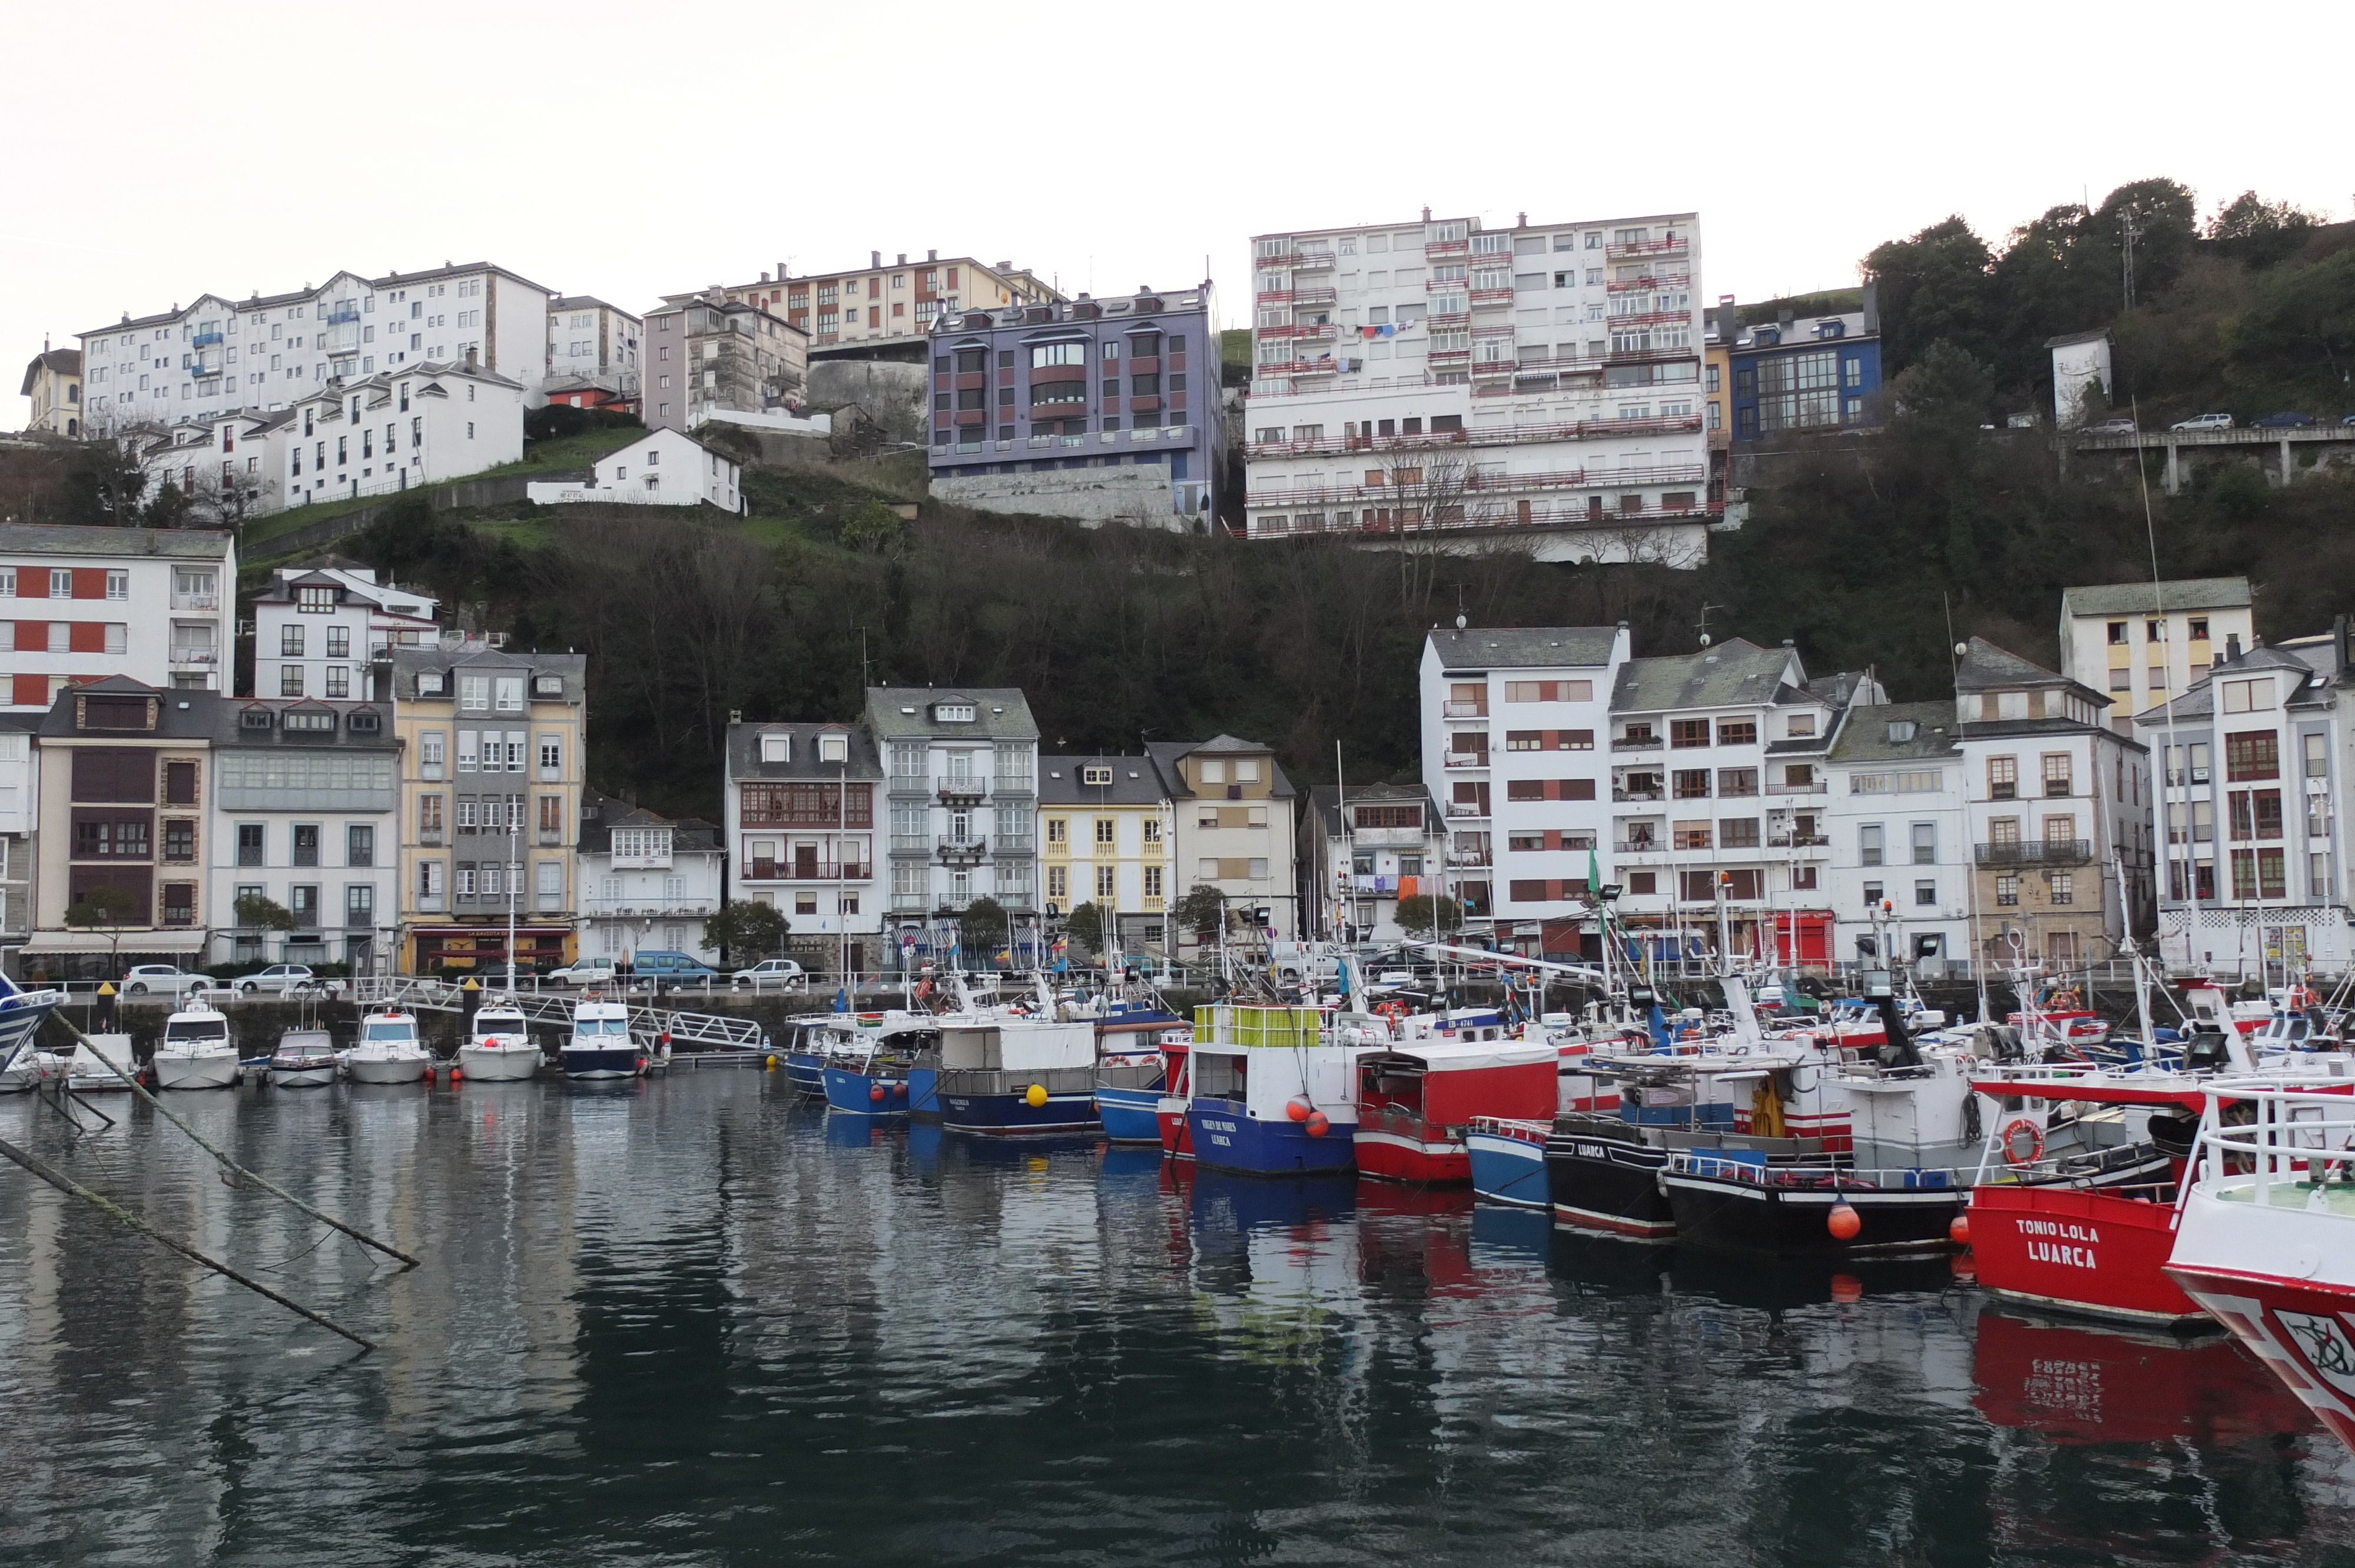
(927, 284), (1221, 529)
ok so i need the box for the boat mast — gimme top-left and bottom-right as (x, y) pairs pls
(505, 803), (519, 994)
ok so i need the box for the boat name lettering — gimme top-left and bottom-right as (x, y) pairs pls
(2025, 1240), (2099, 1269)
(1201, 1119), (1237, 1133)
(2015, 1218), (2101, 1244)
(1576, 1144), (1607, 1159)
(1207, 1134), (1233, 1147)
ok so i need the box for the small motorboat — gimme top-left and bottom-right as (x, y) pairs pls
(560, 994), (644, 1079)
(456, 999), (539, 1081)
(268, 1029), (340, 1088)
(346, 1009), (432, 1084)
(0, 975), (65, 1091)
(151, 998), (239, 1090)
(64, 1034), (138, 1092)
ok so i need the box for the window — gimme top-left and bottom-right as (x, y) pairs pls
(281, 626), (305, 657)
(495, 676), (523, 713)
(1047, 866), (1069, 901)
(347, 825), (374, 866)
(2041, 754), (2072, 797)
(1669, 719), (1710, 748)
(1504, 680), (1593, 703)
(293, 824), (320, 867)
(1096, 865), (1116, 899)
(459, 675), (489, 712)
(237, 822), (265, 866)
(1671, 769), (1710, 799)
(1988, 756), (2017, 800)
(1673, 821), (1711, 851)
(2225, 730), (2280, 782)
(280, 666), (304, 697)
(2048, 873), (2074, 906)
(2222, 677), (2276, 714)
(419, 795), (444, 838)
(1996, 874), (2019, 907)
(539, 736), (562, 776)
(163, 819), (195, 862)
(1715, 720), (1757, 746)
(2306, 732), (2329, 779)
(327, 627), (350, 659)
(1095, 818), (1116, 846)
(1859, 825), (1886, 866)
(1717, 768), (1757, 797)
(420, 730), (446, 778)
(1720, 818), (1760, 849)
(1912, 823), (1936, 864)
(1046, 817), (1067, 845)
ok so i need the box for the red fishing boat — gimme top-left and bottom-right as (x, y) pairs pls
(1354, 1041), (1555, 1184)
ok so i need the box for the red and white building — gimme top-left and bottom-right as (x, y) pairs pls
(0, 525), (236, 709)
(1245, 210), (1713, 564)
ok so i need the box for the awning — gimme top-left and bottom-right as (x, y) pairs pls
(20, 930), (208, 955)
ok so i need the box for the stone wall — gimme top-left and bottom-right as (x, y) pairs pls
(931, 466), (1188, 530)
(807, 361), (928, 441)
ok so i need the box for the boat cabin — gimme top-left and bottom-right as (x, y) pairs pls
(1357, 1041), (1554, 1132)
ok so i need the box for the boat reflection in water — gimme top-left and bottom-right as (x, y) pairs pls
(1972, 1308), (2313, 1447)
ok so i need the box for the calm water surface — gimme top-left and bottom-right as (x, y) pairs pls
(3, 1067), (2353, 1566)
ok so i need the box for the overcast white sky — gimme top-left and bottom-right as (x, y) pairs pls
(10, 0), (2350, 411)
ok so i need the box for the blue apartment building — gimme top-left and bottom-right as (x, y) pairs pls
(927, 284), (1220, 523)
(1727, 304), (1883, 442)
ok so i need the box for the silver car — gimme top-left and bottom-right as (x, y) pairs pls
(730, 959), (808, 992)
(121, 965), (213, 998)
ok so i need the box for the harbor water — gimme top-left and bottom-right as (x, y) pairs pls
(3, 1068), (2353, 1566)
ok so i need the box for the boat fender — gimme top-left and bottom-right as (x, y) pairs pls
(1999, 1118), (2044, 1167)
(450, 1066), (463, 1082)
(1285, 1097), (1312, 1122)
(894, 1081), (908, 1098)
(1949, 1213), (1971, 1247)
(1827, 1202), (1862, 1240)
(1304, 1110), (1331, 1138)
(869, 1084), (886, 1102)
(1026, 1083), (1048, 1108)
(765, 1054), (778, 1071)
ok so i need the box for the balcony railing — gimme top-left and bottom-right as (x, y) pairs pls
(1614, 840), (1660, 855)
(191, 330), (224, 347)
(936, 775), (987, 802)
(1975, 839), (2093, 867)
(169, 646), (218, 665)
(171, 593), (220, 612)
(741, 861), (869, 881)
(1610, 736), (1662, 752)
(1766, 779), (1827, 795)
(1288, 287), (1336, 308)
(1441, 701), (1487, 719)
(1445, 802), (1488, 819)
(1606, 236), (1690, 263)
(1611, 788), (1664, 803)
(1445, 850), (1492, 868)
(581, 898), (718, 917)
(1442, 753), (1490, 770)
(937, 837), (989, 864)
(1767, 833), (1831, 848)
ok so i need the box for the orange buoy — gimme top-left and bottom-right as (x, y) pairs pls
(1286, 1097), (1312, 1122)
(1304, 1110), (1331, 1138)
(868, 1084), (886, 1102)
(1829, 1273), (1864, 1303)
(1951, 1252), (1977, 1279)
(1949, 1213), (1971, 1247)
(1827, 1201), (1862, 1241)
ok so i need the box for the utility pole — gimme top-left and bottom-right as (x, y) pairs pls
(2121, 211), (2143, 311)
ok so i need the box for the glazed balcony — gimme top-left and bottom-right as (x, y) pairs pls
(1976, 839), (2092, 867)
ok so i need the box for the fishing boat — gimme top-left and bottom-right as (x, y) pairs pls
(346, 1009), (433, 1084)
(560, 994), (643, 1079)
(937, 1018), (1100, 1135)
(1352, 1039), (1555, 1184)
(1155, 1043), (1196, 1159)
(1093, 1006), (1189, 1145)
(1185, 1004), (1360, 1176)
(820, 1035), (913, 1118)
(1465, 1117), (1551, 1209)
(457, 998), (539, 1081)
(151, 996), (239, 1090)
(267, 1029), (340, 1088)
(2165, 1082), (2355, 1449)
(0, 974), (65, 1091)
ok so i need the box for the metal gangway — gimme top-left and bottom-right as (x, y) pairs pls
(349, 977), (768, 1054)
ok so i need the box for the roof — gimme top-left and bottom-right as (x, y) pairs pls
(1306, 782), (1435, 836)
(37, 678), (220, 742)
(724, 721), (883, 782)
(2045, 328), (2113, 350)
(1953, 636), (2079, 693)
(578, 788), (721, 854)
(252, 566), (437, 618)
(1038, 755), (1170, 807)
(299, 359), (526, 403)
(863, 687), (1039, 742)
(1143, 738), (1298, 800)
(21, 349), (80, 394)
(0, 524), (232, 560)
(2132, 643), (2327, 726)
(550, 295), (639, 319)
(2060, 577), (2251, 617)
(373, 260), (556, 296)
(1827, 700), (1963, 765)
(390, 646), (586, 702)
(1426, 626), (1620, 671)
(1611, 639), (1800, 713)
(214, 699), (398, 751)
(600, 428), (734, 467)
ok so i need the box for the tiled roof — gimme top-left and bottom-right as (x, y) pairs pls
(723, 722), (883, 782)
(2061, 577), (2251, 616)
(0, 524), (232, 560)
(1954, 636), (2072, 693)
(1612, 639), (1799, 712)
(1038, 755), (1169, 806)
(864, 687), (1038, 742)
(1427, 626), (1620, 670)
(1827, 700), (1963, 764)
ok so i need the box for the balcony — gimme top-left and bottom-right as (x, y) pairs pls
(1289, 287), (1336, 309)
(1766, 778), (1827, 796)
(1606, 236), (1690, 263)
(1446, 849), (1492, 868)
(1614, 840), (1661, 856)
(191, 330), (224, 347)
(1425, 238), (1470, 257)
(1469, 287), (1516, 307)
(171, 591), (220, 612)
(1611, 735), (1662, 752)
(1143, 893), (1166, 912)
(1975, 839), (2092, 867)
(1445, 802), (1488, 819)
(1441, 701), (1487, 719)
(1606, 272), (1691, 294)
(936, 775), (987, 804)
(892, 894), (928, 912)
(1291, 250), (1335, 273)
(1611, 788), (1664, 803)
(189, 357), (223, 379)
(1292, 321), (1336, 344)
(582, 898), (718, 918)
(1767, 832), (1831, 848)
(169, 645), (218, 666)
(937, 837), (989, 865)
(1443, 753), (1490, 770)
(741, 861), (869, 881)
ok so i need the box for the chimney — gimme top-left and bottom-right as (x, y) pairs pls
(928, 248), (937, 262)
(1861, 278), (1881, 335)
(777, 261), (787, 280)
(897, 253), (907, 266)
(2226, 633), (2243, 660)
(759, 270), (770, 283)
(1779, 305), (1796, 333)
(465, 344), (477, 369)
(871, 250), (882, 269)
(1517, 211), (1527, 227)
(1421, 205), (1432, 222)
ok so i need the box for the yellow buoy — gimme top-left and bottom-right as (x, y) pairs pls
(765, 1054), (779, 1071)
(1025, 1082), (1049, 1108)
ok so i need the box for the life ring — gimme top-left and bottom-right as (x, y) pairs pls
(1999, 1117), (2044, 1167)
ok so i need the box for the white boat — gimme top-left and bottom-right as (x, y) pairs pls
(151, 998), (239, 1090)
(456, 999), (539, 1081)
(0, 975), (69, 1092)
(64, 1033), (138, 1091)
(345, 1009), (432, 1084)
(560, 995), (643, 1079)
(267, 1028), (340, 1088)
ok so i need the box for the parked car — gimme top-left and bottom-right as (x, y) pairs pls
(121, 964), (214, 998)
(545, 957), (618, 987)
(2170, 413), (2235, 431)
(2342, 413), (2355, 427)
(625, 951), (722, 988)
(730, 958), (808, 992)
(238, 964), (319, 995)
(2253, 411), (2316, 428)
(2084, 417), (2138, 434)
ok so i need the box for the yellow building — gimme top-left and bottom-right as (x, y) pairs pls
(20, 346), (83, 438)
(1039, 753), (1175, 962)
(703, 251), (1060, 356)
(393, 643), (586, 975)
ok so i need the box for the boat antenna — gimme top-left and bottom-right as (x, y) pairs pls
(1945, 592), (1992, 1025)
(2132, 392), (2195, 981)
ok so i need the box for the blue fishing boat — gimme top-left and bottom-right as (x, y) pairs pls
(1466, 1117), (1551, 1209)
(937, 1018), (1100, 1135)
(560, 995), (644, 1079)
(1185, 1004), (1360, 1176)
(822, 1037), (913, 1119)
(1093, 1014), (1186, 1145)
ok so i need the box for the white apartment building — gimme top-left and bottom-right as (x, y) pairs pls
(546, 295), (642, 407)
(869, 689), (1039, 951)
(210, 698), (401, 971)
(1823, 699), (1974, 976)
(136, 408), (294, 527)
(251, 566), (439, 702)
(77, 261), (555, 440)
(702, 251), (1060, 356)
(723, 722), (884, 972)
(280, 361), (525, 510)
(576, 790), (724, 964)
(1246, 210), (1713, 564)
(1143, 735), (1301, 952)
(1303, 782), (1447, 944)
(2058, 577), (2256, 737)
(523, 428), (740, 510)
(0, 526), (234, 710)
(0, 716), (39, 951)
(1954, 639), (2150, 971)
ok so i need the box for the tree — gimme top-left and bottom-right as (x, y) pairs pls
(1175, 883), (1226, 944)
(1394, 892), (1463, 937)
(959, 895), (1008, 955)
(232, 892), (298, 954)
(706, 899), (790, 961)
(65, 883), (144, 975)
(1064, 901), (1110, 958)
(57, 437), (151, 526)
(2207, 190), (2320, 269)
(1862, 216), (1997, 376)
(840, 498), (908, 553)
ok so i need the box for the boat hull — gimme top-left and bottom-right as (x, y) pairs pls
(152, 1049), (240, 1091)
(1354, 1124), (1470, 1184)
(940, 1088), (1097, 1137)
(1094, 1084), (1163, 1144)
(1969, 1181), (2207, 1328)
(268, 1060), (337, 1088)
(1661, 1168), (1965, 1258)
(1156, 1097), (1194, 1159)
(2166, 1261), (2355, 1449)
(1546, 1132), (1677, 1238)
(562, 1046), (645, 1080)
(1467, 1121), (1548, 1209)
(822, 1064), (907, 1117)
(347, 1053), (430, 1084)
(456, 1044), (540, 1081)
(907, 1064), (941, 1123)
(782, 1049), (826, 1095)
(1186, 1097), (1354, 1176)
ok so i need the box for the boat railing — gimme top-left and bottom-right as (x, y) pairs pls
(1093, 1062), (1162, 1091)
(1467, 1115), (1548, 1143)
(2192, 1085), (2355, 1207)
(938, 1065), (1097, 1095)
(1663, 1150), (1968, 1190)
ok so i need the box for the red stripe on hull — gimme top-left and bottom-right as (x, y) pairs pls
(2168, 1263), (2355, 1450)
(1354, 1128), (1471, 1185)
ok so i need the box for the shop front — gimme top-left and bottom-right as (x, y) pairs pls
(407, 923), (576, 978)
